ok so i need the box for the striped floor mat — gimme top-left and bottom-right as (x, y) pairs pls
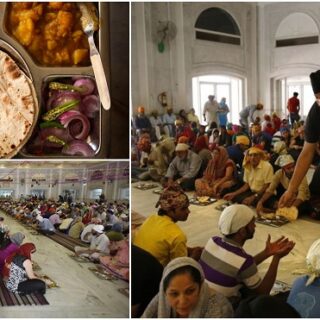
(46, 231), (89, 252)
(0, 281), (49, 306)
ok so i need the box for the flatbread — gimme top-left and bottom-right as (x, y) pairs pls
(275, 206), (298, 221)
(0, 50), (38, 158)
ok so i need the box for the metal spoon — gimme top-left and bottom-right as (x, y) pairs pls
(78, 3), (111, 111)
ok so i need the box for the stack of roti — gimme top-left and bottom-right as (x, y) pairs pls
(276, 206), (298, 221)
(0, 49), (38, 158)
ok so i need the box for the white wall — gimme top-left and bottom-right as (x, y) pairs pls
(132, 2), (320, 117)
(0, 163), (129, 202)
(132, 2), (257, 115)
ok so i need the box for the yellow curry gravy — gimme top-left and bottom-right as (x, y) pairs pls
(6, 2), (91, 66)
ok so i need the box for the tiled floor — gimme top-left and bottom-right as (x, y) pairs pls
(131, 179), (320, 287)
(0, 212), (129, 318)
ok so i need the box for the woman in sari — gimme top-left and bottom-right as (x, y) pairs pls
(195, 146), (237, 197)
(142, 257), (233, 318)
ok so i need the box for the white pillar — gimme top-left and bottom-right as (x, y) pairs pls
(134, 3), (150, 111)
(15, 166), (20, 199)
(48, 169), (53, 199)
(169, 3), (186, 108)
(58, 168), (63, 197)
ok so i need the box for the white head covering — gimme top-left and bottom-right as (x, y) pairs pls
(273, 141), (288, 155)
(219, 204), (255, 235)
(142, 257), (212, 318)
(175, 143), (189, 152)
(36, 215), (44, 223)
(274, 154), (294, 168)
(306, 239), (320, 285)
(93, 225), (104, 233)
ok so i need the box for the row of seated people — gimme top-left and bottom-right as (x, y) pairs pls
(133, 119), (320, 219)
(0, 200), (129, 281)
(132, 106), (202, 141)
(132, 115), (304, 182)
(132, 186), (320, 318)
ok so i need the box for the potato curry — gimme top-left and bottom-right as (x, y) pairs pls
(6, 2), (92, 66)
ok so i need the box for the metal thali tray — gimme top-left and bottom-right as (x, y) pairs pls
(0, 2), (110, 158)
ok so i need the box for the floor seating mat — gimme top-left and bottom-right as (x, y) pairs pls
(0, 281), (49, 306)
(46, 232), (89, 252)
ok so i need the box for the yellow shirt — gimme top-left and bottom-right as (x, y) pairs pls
(133, 214), (187, 266)
(243, 160), (274, 192)
(267, 169), (310, 201)
(68, 221), (84, 239)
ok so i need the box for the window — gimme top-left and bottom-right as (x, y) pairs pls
(195, 8), (240, 45)
(280, 76), (313, 119)
(275, 13), (318, 47)
(89, 188), (103, 200)
(0, 189), (13, 198)
(119, 188), (129, 200)
(192, 75), (243, 124)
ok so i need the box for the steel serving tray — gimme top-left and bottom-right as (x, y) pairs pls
(0, 2), (110, 158)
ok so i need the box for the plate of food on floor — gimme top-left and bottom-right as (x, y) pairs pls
(189, 196), (217, 206)
(133, 182), (159, 190)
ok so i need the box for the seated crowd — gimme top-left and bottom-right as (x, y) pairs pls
(132, 101), (320, 219)
(132, 102), (320, 316)
(0, 198), (129, 283)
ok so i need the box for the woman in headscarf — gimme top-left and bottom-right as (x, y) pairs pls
(0, 232), (25, 273)
(2, 243), (36, 280)
(217, 97), (229, 127)
(195, 146), (237, 197)
(5, 243), (46, 295)
(142, 257), (233, 318)
(287, 239), (320, 317)
(193, 125), (209, 153)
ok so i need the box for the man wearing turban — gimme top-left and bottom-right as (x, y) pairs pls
(223, 147), (273, 206)
(133, 184), (203, 266)
(257, 154), (310, 217)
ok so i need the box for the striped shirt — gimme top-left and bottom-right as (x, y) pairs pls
(199, 236), (261, 298)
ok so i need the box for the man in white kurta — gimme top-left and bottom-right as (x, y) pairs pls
(203, 95), (219, 126)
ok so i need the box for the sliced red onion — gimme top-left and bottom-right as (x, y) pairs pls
(46, 91), (59, 111)
(62, 140), (95, 157)
(58, 110), (91, 140)
(39, 127), (73, 143)
(50, 91), (81, 110)
(73, 78), (95, 96)
(81, 95), (100, 118)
